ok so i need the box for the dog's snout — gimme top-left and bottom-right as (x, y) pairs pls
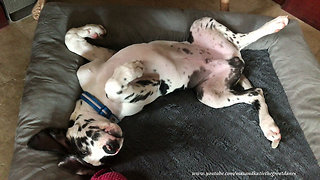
(103, 140), (120, 154)
(106, 129), (123, 139)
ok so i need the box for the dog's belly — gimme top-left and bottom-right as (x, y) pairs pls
(100, 41), (232, 90)
(80, 41), (235, 116)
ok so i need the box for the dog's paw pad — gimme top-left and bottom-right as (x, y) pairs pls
(265, 16), (289, 33)
(83, 24), (106, 38)
(260, 116), (281, 148)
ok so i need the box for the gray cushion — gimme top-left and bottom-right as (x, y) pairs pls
(9, 2), (320, 179)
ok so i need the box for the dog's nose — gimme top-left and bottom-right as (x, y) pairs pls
(103, 140), (120, 154)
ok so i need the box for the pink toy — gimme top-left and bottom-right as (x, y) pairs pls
(91, 169), (127, 180)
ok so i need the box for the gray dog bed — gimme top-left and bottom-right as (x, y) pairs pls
(9, 2), (320, 179)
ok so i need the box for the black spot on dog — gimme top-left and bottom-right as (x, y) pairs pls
(88, 126), (100, 129)
(80, 100), (83, 105)
(76, 137), (88, 149)
(68, 120), (75, 128)
(117, 90), (123, 94)
(182, 48), (193, 55)
(153, 69), (157, 73)
(227, 98), (231, 102)
(174, 85), (185, 92)
(187, 31), (194, 43)
(124, 93), (135, 100)
(78, 127), (82, 132)
(253, 100), (261, 111)
(196, 87), (204, 100)
(159, 80), (169, 95)
(249, 91), (259, 97)
(240, 34), (246, 37)
(84, 119), (95, 123)
(76, 114), (83, 121)
(152, 80), (160, 86)
(90, 140), (94, 146)
(129, 92), (152, 103)
(231, 83), (245, 92)
(205, 58), (213, 64)
(121, 85), (124, 89)
(123, 78), (127, 81)
(210, 23), (215, 29)
(236, 41), (239, 44)
(231, 88), (256, 96)
(225, 57), (244, 88)
(70, 137), (90, 157)
(106, 93), (109, 98)
(92, 132), (101, 141)
(86, 130), (93, 137)
(140, 90), (144, 93)
(82, 123), (89, 129)
(136, 80), (154, 86)
(187, 67), (211, 88)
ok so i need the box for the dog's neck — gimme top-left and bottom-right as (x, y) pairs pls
(80, 91), (121, 123)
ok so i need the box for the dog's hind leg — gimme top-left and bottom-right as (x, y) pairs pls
(196, 78), (281, 148)
(105, 60), (161, 104)
(233, 16), (289, 50)
(65, 24), (115, 61)
(190, 16), (288, 50)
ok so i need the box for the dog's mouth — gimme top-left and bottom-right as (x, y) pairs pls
(103, 140), (121, 155)
(102, 128), (124, 155)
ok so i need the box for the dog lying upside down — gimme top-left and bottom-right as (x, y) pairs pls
(28, 16), (288, 175)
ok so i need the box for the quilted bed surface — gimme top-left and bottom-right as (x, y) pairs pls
(9, 2), (320, 179)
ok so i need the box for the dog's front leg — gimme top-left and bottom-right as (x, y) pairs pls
(105, 60), (160, 104)
(65, 24), (115, 61)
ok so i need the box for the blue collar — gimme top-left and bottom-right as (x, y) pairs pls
(80, 91), (120, 124)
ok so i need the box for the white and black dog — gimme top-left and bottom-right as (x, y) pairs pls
(28, 16), (288, 175)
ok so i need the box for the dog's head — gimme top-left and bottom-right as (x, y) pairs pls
(28, 115), (124, 175)
(67, 113), (124, 166)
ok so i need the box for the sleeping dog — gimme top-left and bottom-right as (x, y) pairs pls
(28, 16), (288, 175)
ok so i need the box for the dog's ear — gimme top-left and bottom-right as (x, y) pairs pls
(58, 155), (98, 175)
(28, 128), (72, 154)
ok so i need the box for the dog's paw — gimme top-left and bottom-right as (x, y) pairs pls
(32, 0), (46, 21)
(105, 60), (144, 99)
(191, 17), (216, 31)
(263, 16), (289, 34)
(81, 24), (106, 39)
(113, 60), (144, 84)
(260, 116), (281, 148)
